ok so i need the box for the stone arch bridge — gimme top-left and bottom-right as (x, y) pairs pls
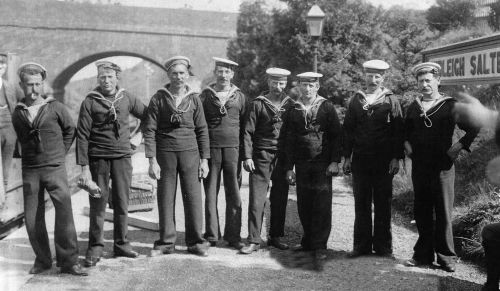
(0, 0), (237, 102)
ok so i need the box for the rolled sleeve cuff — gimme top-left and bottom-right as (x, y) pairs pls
(458, 136), (474, 152)
(144, 143), (156, 158)
(200, 151), (210, 159)
(76, 158), (88, 166)
(458, 140), (472, 152)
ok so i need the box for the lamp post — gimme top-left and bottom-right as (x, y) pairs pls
(306, 5), (325, 73)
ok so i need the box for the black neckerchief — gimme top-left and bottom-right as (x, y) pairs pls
(157, 85), (194, 127)
(87, 87), (125, 138)
(356, 87), (393, 116)
(415, 94), (454, 128)
(256, 92), (293, 124)
(204, 84), (239, 116)
(293, 96), (326, 131)
(15, 97), (55, 153)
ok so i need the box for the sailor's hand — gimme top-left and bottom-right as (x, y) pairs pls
(243, 159), (255, 173)
(388, 158), (400, 175)
(404, 141), (413, 158)
(199, 159), (209, 179)
(454, 92), (499, 129)
(286, 170), (296, 185)
(148, 157), (161, 180)
(326, 162), (339, 177)
(447, 142), (464, 162)
(79, 165), (92, 186)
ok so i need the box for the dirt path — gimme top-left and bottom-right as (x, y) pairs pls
(1, 170), (488, 291)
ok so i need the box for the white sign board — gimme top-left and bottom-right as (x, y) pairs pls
(422, 34), (500, 85)
(428, 48), (500, 81)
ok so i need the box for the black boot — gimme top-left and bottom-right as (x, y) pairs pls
(483, 243), (500, 291)
(483, 263), (499, 290)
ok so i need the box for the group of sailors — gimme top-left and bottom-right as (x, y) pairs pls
(1, 52), (499, 290)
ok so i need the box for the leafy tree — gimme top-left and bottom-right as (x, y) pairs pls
(227, 1), (273, 98)
(426, 0), (476, 32)
(381, 6), (436, 94)
(228, 0), (390, 101)
(488, 1), (500, 30)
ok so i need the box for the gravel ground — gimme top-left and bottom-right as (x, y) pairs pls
(1, 169), (488, 291)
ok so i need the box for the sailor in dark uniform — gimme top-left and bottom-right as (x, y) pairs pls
(482, 222), (500, 291)
(404, 62), (478, 272)
(343, 60), (404, 258)
(200, 57), (247, 249)
(13, 63), (87, 276)
(240, 68), (294, 254)
(144, 56), (211, 257)
(283, 72), (342, 259)
(77, 61), (146, 266)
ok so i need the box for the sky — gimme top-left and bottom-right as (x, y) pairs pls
(66, 0), (436, 12)
(70, 0), (436, 81)
(367, 0), (435, 10)
(117, 0), (437, 11)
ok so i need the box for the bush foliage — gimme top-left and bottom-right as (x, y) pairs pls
(227, 0), (434, 100)
(426, 0), (476, 32)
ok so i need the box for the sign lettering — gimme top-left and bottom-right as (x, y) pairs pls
(422, 35), (500, 85)
(428, 48), (500, 81)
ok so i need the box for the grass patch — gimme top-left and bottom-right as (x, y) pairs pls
(392, 159), (415, 221)
(455, 137), (499, 206)
(453, 201), (500, 263)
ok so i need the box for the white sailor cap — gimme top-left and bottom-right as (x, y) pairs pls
(17, 62), (47, 80)
(164, 56), (191, 71)
(213, 57), (238, 69)
(362, 60), (390, 74)
(296, 72), (323, 82)
(411, 62), (441, 76)
(266, 67), (291, 81)
(95, 60), (122, 72)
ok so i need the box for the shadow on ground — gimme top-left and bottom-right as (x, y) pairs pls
(18, 250), (484, 291)
(77, 229), (187, 258)
(439, 276), (483, 291)
(3, 172), (488, 291)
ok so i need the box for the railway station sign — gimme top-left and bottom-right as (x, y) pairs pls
(422, 33), (500, 85)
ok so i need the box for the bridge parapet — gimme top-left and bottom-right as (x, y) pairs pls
(0, 0), (237, 101)
(0, 0), (237, 39)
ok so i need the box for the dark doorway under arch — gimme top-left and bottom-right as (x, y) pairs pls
(52, 51), (166, 101)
